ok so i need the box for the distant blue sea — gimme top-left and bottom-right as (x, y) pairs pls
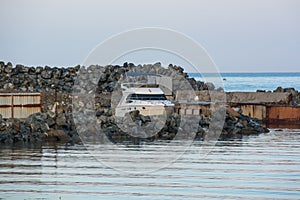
(189, 72), (300, 92)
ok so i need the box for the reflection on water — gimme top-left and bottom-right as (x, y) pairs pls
(0, 130), (300, 200)
(267, 123), (300, 129)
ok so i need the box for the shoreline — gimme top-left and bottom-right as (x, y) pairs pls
(1, 61), (299, 145)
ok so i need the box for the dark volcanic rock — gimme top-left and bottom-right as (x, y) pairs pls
(41, 70), (53, 79)
(0, 61), (79, 93)
(56, 113), (67, 127)
(0, 61), (270, 144)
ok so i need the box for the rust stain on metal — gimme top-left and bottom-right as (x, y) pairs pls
(174, 102), (211, 116)
(239, 104), (267, 120)
(0, 95), (12, 105)
(267, 106), (300, 122)
(0, 107), (11, 119)
(13, 107), (41, 119)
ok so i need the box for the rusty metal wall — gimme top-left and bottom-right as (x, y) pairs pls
(0, 107), (11, 119)
(0, 95), (12, 118)
(240, 105), (267, 120)
(13, 95), (40, 105)
(0, 95), (12, 105)
(267, 106), (300, 123)
(0, 93), (41, 119)
(175, 103), (211, 116)
(13, 107), (41, 119)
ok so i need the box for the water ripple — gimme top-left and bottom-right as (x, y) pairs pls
(0, 130), (300, 199)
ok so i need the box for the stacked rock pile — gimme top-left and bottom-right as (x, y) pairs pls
(273, 86), (300, 106)
(0, 111), (79, 143)
(0, 61), (79, 93)
(0, 61), (269, 144)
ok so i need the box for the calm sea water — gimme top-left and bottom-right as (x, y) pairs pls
(0, 129), (299, 200)
(189, 72), (300, 92)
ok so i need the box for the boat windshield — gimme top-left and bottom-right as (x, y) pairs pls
(127, 94), (167, 101)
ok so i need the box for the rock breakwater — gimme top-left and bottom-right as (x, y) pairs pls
(0, 61), (269, 144)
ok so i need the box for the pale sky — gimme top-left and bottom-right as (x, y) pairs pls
(0, 0), (299, 72)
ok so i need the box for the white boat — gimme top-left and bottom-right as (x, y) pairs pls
(115, 83), (174, 117)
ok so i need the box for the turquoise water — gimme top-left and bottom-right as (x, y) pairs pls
(189, 72), (300, 92)
(0, 129), (300, 199)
